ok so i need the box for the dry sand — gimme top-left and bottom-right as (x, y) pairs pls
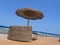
(0, 34), (60, 45)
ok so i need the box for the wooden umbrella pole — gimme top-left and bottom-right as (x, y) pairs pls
(27, 19), (30, 26)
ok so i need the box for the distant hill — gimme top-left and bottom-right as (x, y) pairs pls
(0, 25), (9, 28)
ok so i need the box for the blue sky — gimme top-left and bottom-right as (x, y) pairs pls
(0, 0), (60, 34)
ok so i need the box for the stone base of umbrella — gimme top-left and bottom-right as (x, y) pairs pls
(7, 26), (32, 42)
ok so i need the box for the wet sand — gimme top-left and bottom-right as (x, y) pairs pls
(0, 34), (60, 45)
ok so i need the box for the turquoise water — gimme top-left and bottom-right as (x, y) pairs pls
(0, 28), (9, 34)
(0, 28), (60, 38)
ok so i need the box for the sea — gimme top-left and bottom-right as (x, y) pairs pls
(0, 28), (60, 38)
(0, 28), (9, 34)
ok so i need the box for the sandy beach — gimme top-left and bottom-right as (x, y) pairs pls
(0, 34), (60, 45)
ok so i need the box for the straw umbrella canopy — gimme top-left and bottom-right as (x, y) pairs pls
(16, 8), (44, 26)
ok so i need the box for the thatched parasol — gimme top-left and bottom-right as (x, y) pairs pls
(16, 8), (44, 26)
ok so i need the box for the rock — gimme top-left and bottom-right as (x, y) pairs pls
(32, 34), (37, 40)
(59, 38), (60, 42)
